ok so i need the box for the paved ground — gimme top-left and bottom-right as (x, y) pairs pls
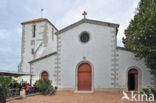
(7, 91), (156, 103)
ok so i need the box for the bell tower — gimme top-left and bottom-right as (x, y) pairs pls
(19, 18), (58, 82)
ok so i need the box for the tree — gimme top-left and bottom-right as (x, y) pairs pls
(0, 76), (12, 103)
(123, 0), (156, 71)
(36, 79), (52, 95)
(123, 0), (156, 87)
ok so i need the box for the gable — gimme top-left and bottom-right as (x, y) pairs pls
(55, 19), (119, 35)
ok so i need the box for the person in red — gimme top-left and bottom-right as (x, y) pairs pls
(25, 83), (29, 95)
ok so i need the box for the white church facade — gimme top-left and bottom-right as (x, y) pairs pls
(18, 14), (155, 91)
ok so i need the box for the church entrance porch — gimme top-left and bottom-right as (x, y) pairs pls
(78, 63), (92, 91)
(128, 69), (138, 91)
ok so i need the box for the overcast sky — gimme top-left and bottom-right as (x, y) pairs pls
(0, 0), (140, 72)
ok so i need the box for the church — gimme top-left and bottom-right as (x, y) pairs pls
(18, 12), (154, 92)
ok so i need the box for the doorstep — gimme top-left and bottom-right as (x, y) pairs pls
(74, 91), (94, 93)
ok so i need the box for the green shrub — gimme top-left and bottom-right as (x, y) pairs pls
(0, 76), (12, 97)
(36, 79), (52, 94)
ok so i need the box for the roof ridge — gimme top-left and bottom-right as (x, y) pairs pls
(21, 18), (47, 24)
(55, 18), (119, 35)
(21, 18), (58, 31)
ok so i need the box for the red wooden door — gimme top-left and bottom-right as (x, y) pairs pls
(78, 63), (92, 90)
(41, 71), (48, 80)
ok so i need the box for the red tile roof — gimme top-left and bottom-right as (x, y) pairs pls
(21, 18), (58, 31)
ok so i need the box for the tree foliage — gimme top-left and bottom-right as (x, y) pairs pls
(36, 79), (52, 94)
(123, 0), (156, 70)
(0, 76), (12, 97)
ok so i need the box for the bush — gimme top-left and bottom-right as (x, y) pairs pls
(0, 76), (12, 97)
(0, 76), (12, 103)
(36, 79), (52, 95)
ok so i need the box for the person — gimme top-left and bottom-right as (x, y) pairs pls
(9, 83), (13, 89)
(18, 83), (22, 91)
(25, 83), (29, 95)
(32, 83), (37, 93)
(28, 86), (32, 94)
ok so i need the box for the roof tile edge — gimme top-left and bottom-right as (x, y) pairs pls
(21, 18), (58, 31)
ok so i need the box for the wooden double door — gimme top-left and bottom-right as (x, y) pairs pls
(78, 63), (92, 90)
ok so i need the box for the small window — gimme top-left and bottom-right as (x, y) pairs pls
(52, 28), (54, 40)
(33, 25), (36, 37)
(80, 32), (90, 43)
(32, 48), (34, 54)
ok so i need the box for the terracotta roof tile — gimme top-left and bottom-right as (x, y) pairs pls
(21, 18), (58, 31)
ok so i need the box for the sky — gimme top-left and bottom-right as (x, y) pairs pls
(0, 0), (140, 72)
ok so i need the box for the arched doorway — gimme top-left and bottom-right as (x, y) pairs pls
(78, 63), (92, 90)
(128, 69), (138, 91)
(41, 71), (48, 80)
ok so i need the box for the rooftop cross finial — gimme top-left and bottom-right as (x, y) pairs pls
(82, 11), (87, 19)
(41, 9), (44, 18)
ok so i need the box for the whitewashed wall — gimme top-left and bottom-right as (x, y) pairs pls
(117, 49), (153, 90)
(31, 54), (56, 85)
(19, 20), (57, 83)
(58, 23), (117, 90)
(28, 20), (153, 91)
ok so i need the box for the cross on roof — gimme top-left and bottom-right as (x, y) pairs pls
(82, 11), (87, 19)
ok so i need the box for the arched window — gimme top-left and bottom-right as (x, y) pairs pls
(41, 71), (48, 80)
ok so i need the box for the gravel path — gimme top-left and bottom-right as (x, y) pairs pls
(7, 91), (156, 103)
